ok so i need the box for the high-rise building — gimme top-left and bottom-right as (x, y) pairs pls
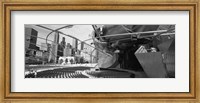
(72, 39), (78, 50)
(72, 39), (78, 56)
(40, 43), (51, 63)
(60, 37), (66, 48)
(66, 43), (72, 48)
(25, 28), (40, 57)
(49, 31), (59, 63)
(25, 28), (38, 50)
(57, 37), (66, 57)
(63, 43), (72, 56)
(81, 42), (84, 50)
(63, 48), (72, 57)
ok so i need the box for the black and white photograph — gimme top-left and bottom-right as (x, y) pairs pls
(25, 25), (175, 78)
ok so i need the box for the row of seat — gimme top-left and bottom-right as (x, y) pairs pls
(25, 67), (134, 78)
(86, 70), (133, 78)
(36, 70), (88, 78)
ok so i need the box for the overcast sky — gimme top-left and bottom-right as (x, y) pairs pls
(25, 24), (94, 49)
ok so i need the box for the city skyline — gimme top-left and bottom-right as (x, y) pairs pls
(25, 25), (98, 65)
(25, 25), (94, 49)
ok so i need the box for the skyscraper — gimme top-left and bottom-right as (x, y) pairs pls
(49, 31), (59, 63)
(25, 28), (38, 50)
(72, 39), (78, 55)
(72, 39), (78, 50)
(81, 42), (84, 50)
(25, 28), (39, 57)
(60, 37), (66, 48)
(63, 43), (72, 56)
(58, 37), (66, 57)
(40, 43), (51, 62)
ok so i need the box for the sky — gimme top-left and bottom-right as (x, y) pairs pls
(25, 24), (94, 49)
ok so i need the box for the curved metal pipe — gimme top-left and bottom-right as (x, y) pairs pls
(92, 31), (107, 45)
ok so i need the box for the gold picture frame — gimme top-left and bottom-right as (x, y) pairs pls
(0, 0), (199, 102)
